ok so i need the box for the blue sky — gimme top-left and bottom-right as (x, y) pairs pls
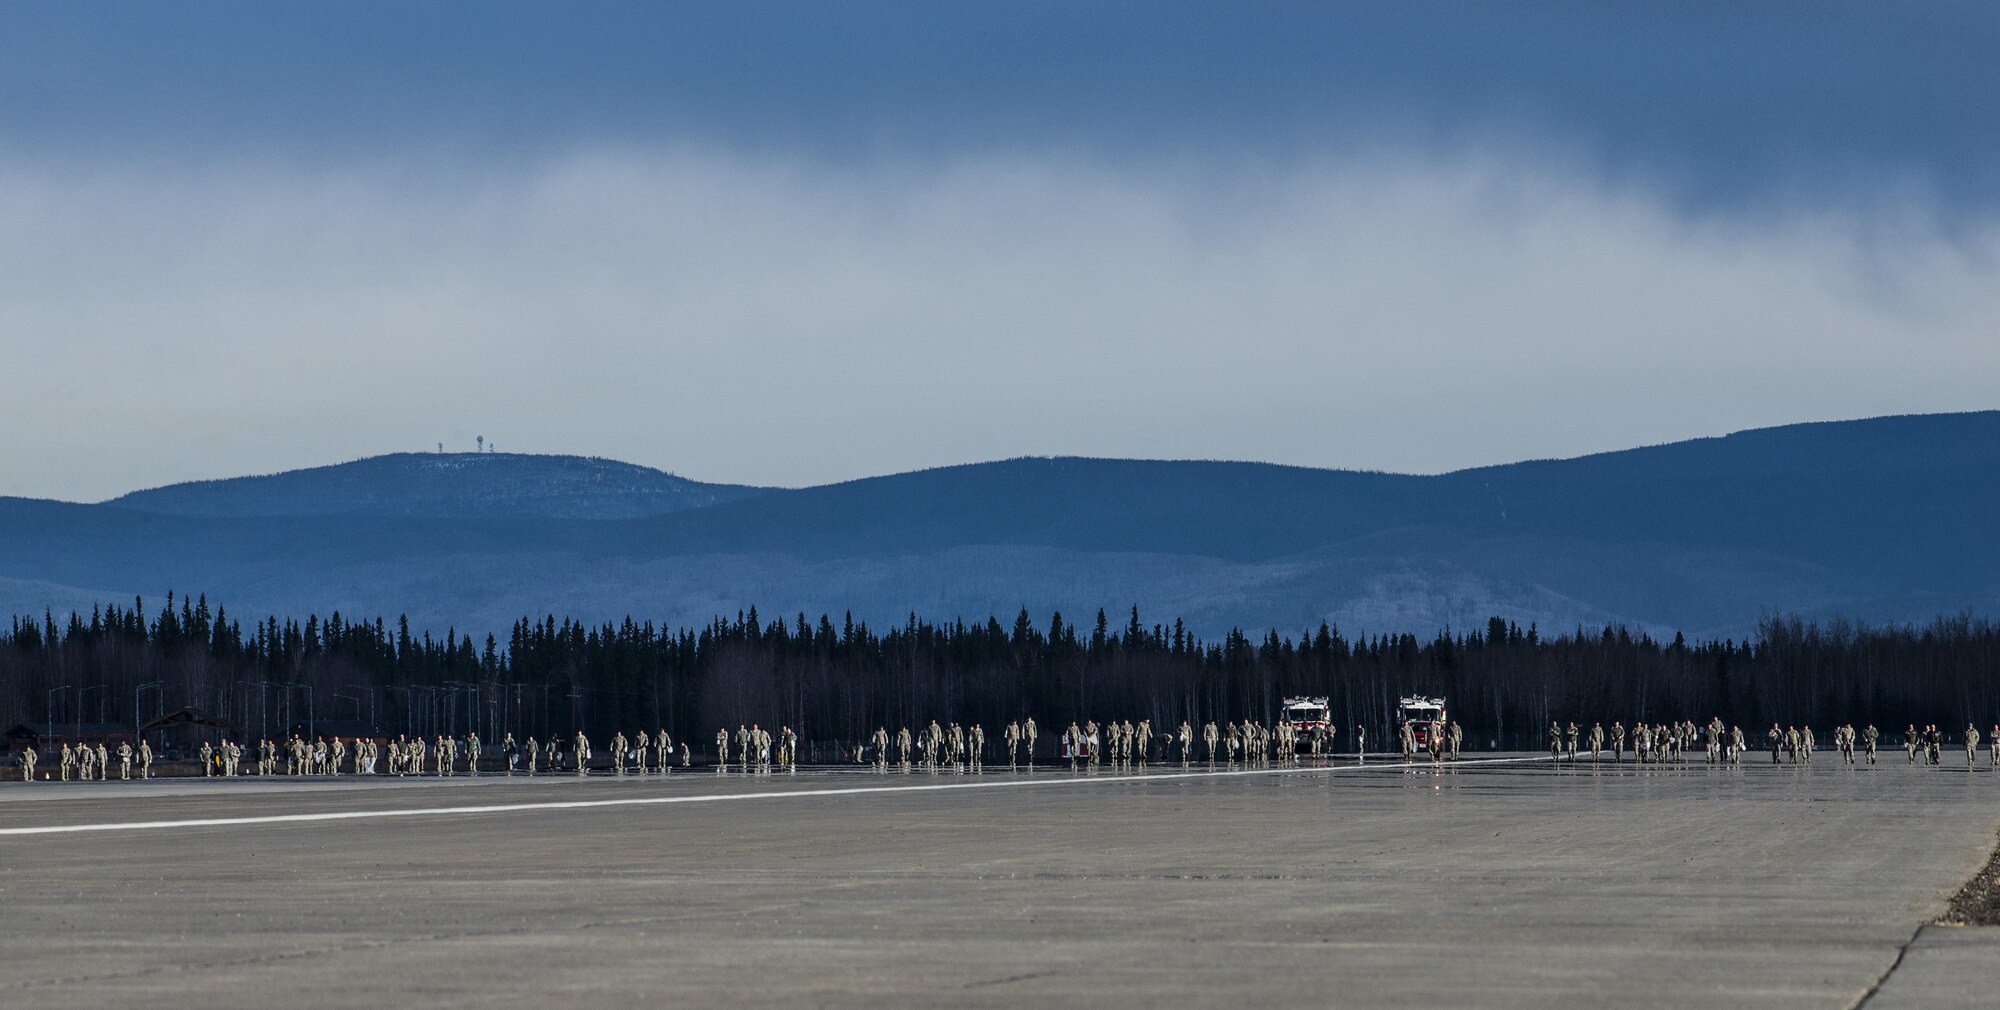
(2, 3), (1997, 499)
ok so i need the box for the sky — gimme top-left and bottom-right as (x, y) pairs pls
(2, 2), (1997, 501)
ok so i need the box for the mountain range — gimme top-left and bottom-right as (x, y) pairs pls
(3, 411), (1996, 641)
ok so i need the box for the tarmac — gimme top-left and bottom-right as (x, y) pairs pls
(2, 753), (1997, 1008)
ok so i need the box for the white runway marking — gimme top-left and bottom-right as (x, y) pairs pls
(0, 755), (1554, 837)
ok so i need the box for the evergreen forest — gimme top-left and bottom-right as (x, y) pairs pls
(5, 594), (1998, 753)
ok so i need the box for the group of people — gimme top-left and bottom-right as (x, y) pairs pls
(1536, 718), (2000, 768)
(23, 715), (2000, 784)
(12, 716), (1421, 782)
(18, 738), (153, 781)
(1394, 718), (1467, 765)
(840, 717), (1358, 772)
(1545, 719), (1738, 764)
(712, 725), (798, 771)
(201, 733), (483, 778)
(1895, 724), (1998, 767)
(556, 729), (691, 776)
(10, 728), (687, 782)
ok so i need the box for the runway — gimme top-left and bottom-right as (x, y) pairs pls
(3, 755), (1996, 1007)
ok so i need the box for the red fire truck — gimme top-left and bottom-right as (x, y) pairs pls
(1398, 696), (1448, 749)
(1280, 696), (1331, 736)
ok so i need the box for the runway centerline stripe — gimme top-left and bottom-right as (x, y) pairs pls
(0, 755), (1554, 837)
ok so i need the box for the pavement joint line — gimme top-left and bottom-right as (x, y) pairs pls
(1849, 921), (1925, 1010)
(0, 755), (1554, 836)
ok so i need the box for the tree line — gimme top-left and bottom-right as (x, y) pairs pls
(4, 593), (1998, 752)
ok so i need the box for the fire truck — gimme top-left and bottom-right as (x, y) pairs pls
(1280, 696), (1331, 738)
(1397, 696), (1448, 749)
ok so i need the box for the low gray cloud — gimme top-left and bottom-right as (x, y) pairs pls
(2, 146), (1995, 501)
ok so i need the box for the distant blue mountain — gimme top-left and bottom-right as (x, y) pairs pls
(5, 413), (1996, 640)
(105, 451), (769, 520)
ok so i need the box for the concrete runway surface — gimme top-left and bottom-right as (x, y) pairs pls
(3, 755), (1997, 1008)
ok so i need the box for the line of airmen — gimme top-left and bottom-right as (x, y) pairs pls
(1536, 718), (2000, 768)
(1894, 723), (1997, 767)
(1396, 719), (1465, 766)
(1545, 719), (1746, 764)
(20, 739), (153, 781)
(18, 715), (1452, 784)
(710, 725), (798, 772)
(12, 728), (695, 782)
(536, 728), (692, 776)
(838, 717), (1347, 772)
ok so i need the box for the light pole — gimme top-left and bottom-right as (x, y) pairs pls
(47, 685), (67, 743)
(415, 686), (438, 737)
(281, 684), (314, 738)
(344, 684), (376, 729)
(445, 681), (478, 739)
(233, 681), (258, 740)
(135, 681), (163, 742)
(390, 686), (415, 736)
(259, 681), (278, 740)
(77, 685), (105, 738)
(333, 690), (363, 722)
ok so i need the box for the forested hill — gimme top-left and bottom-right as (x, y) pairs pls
(106, 452), (770, 520)
(4, 411), (1998, 640)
